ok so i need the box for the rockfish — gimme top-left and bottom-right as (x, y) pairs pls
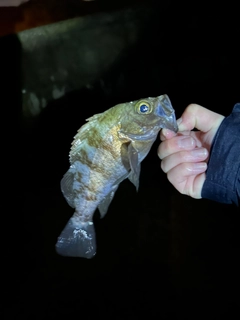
(56, 94), (178, 258)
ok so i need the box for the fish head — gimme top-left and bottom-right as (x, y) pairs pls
(121, 94), (178, 139)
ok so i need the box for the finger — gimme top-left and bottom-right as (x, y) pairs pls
(158, 135), (197, 160)
(161, 147), (208, 173)
(160, 128), (177, 141)
(178, 104), (225, 132)
(167, 162), (207, 198)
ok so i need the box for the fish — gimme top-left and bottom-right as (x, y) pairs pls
(56, 94), (178, 258)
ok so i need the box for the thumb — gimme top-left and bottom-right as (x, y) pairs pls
(178, 104), (224, 133)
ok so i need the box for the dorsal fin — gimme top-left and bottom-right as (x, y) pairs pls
(69, 112), (104, 162)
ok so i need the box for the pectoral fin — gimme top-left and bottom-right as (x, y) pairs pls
(127, 143), (140, 191)
(118, 131), (141, 191)
(98, 185), (119, 218)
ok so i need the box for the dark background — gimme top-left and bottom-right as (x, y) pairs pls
(1, 1), (240, 319)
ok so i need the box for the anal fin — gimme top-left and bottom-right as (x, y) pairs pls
(60, 170), (75, 208)
(98, 185), (119, 218)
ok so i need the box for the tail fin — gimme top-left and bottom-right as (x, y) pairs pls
(55, 218), (96, 259)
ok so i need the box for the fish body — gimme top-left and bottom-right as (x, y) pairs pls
(56, 94), (178, 258)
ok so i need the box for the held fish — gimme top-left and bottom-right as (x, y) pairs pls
(56, 94), (178, 258)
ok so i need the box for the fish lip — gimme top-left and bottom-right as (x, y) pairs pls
(166, 120), (178, 133)
(155, 94), (178, 133)
(164, 111), (178, 133)
(164, 113), (178, 133)
(155, 107), (178, 133)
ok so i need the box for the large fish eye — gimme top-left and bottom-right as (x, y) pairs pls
(136, 101), (152, 114)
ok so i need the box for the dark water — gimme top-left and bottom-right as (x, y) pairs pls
(2, 4), (240, 319)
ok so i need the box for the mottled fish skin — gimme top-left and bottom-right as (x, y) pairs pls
(56, 94), (178, 258)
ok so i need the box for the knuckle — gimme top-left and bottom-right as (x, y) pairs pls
(178, 151), (185, 162)
(157, 144), (163, 159)
(160, 129), (166, 141)
(160, 159), (166, 172)
(166, 171), (173, 184)
(158, 141), (169, 159)
(186, 103), (198, 113)
(179, 150), (190, 162)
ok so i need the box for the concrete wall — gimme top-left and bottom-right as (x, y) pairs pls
(18, 4), (156, 117)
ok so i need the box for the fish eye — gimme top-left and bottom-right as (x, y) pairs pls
(136, 101), (152, 114)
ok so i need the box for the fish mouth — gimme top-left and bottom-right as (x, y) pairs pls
(165, 116), (178, 133)
(155, 94), (178, 133)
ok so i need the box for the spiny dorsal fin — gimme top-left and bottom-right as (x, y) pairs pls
(85, 113), (103, 122)
(69, 112), (104, 162)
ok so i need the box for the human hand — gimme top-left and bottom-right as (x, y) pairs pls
(0, 0), (29, 6)
(158, 104), (225, 198)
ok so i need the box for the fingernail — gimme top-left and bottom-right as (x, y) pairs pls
(177, 117), (182, 126)
(178, 136), (195, 148)
(191, 148), (208, 158)
(193, 162), (207, 171)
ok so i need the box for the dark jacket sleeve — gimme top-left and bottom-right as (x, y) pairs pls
(201, 103), (240, 206)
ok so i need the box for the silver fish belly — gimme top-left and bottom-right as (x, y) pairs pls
(56, 94), (178, 258)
